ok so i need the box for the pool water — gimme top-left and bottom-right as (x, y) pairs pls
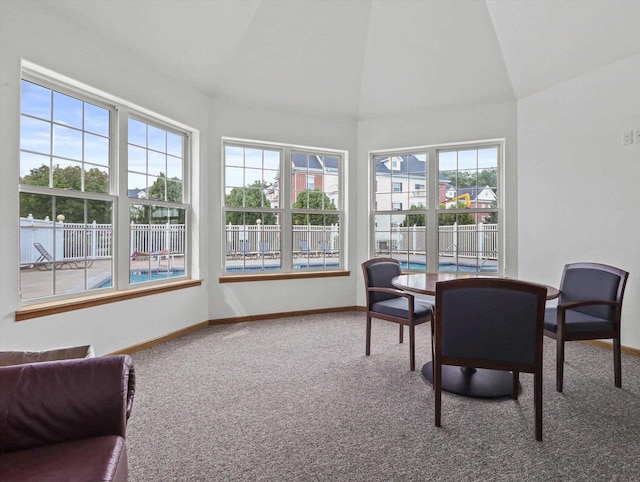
(224, 262), (495, 273)
(95, 270), (185, 288)
(403, 262), (496, 273)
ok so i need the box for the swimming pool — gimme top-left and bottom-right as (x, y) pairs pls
(95, 269), (185, 288)
(402, 262), (496, 273)
(224, 261), (495, 273)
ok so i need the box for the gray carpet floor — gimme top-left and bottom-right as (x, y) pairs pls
(127, 312), (640, 481)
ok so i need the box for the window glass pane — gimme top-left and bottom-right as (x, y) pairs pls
(245, 148), (262, 169)
(225, 166), (244, 189)
(245, 167), (262, 187)
(458, 149), (476, 170)
(128, 118), (146, 147)
(53, 125), (82, 160)
(21, 80), (51, 119)
(225, 145), (244, 166)
(130, 204), (185, 284)
(147, 176), (164, 201)
(84, 133), (109, 166)
(128, 145), (147, 173)
(84, 103), (110, 137)
(166, 178), (183, 203)
(148, 125), (166, 152)
(52, 159), (81, 190)
(20, 152), (50, 186)
(148, 151), (166, 177)
(85, 165), (109, 194)
(166, 155), (182, 180)
(292, 214), (339, 270)
(167, 132), (182, 157)
(263, 150), (280, 170)
(53, 92), (83, 129)
(225, 211), (281, 273)
(20, 116), (51, 153)
(19, 194), (113, 300)
(128, 172), (147, 198)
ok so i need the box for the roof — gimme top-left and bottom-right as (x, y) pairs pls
(374, 155), (449, 183)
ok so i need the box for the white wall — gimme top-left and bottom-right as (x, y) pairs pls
(518, 53), (640, 349)
(209, 99), (359, 318)
(356, 101), (519, 306)
(0, 3), (210, 354)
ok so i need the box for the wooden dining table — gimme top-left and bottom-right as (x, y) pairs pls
(392, 272), (559, 398)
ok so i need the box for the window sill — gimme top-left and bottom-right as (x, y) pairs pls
(15, 279), (203, 321)
(219, 270), (350, 283)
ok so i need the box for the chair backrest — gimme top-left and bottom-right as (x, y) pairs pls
(300, 241), (309, 252)
(34, 242), (53, 261)
(435, 278), (547, 368)
(361, 258), (402, 307)
(239, 240), (250, 252)
(559, 263), (629, 321)
(259, 241), (270, 253)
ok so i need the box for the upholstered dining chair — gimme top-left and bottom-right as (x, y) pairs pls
(433, 278), (547, 441)
(544, 262), (629, 392)
(361, 258), (432, 371)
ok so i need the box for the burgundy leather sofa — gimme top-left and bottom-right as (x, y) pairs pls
(0, 355), (135, 481)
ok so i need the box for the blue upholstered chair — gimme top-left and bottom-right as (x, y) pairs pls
(544, 262), (629, 392)
(361, 258), (432, 371)
(433, 278), (547, 440)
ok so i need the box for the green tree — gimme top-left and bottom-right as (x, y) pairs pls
(402, 204), (426, 227)
(225, 181), (277, 225)
(19, 164), (111, 223)
(438, 201), (475, 226)
(441, 168), (496, 189)
(292, 189), (339, 226)
(147, 173), (182, 203)
(130, 174), (186, 225)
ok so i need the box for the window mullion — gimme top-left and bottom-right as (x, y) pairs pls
(281, 148), (293, 271)
(426, 147), (438, 271)
(116, 109), (130, 289)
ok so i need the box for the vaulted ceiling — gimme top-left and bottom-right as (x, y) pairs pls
(43, 0), (640, 119)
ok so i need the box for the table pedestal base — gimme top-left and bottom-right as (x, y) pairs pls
(422, 362), (515, 398)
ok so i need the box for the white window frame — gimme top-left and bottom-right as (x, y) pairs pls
(19, 65), (193, 304)
(222, 137), (345, 275)
(370, 140), (504, 274)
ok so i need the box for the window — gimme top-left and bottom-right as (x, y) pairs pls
(19, 69), (191, 303)
(392, 181), (403, 192)
(127, 118), (187, 284)
(224, 139), (344, 274)
(371, 142), (501, 274)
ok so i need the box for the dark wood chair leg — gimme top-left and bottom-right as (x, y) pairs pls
(409, 323), (415, 371)
(399, 324), (403, 344)
(535, 371), (542, 441)
(511, 371), (519, 400)
(366, 315), (372, 356)
(435, 361), (442, 427)
(556, 338), (564, 392)
(614, 335), (622, 388)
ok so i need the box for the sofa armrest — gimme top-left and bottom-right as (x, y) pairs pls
(0, 355), (135, 453)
